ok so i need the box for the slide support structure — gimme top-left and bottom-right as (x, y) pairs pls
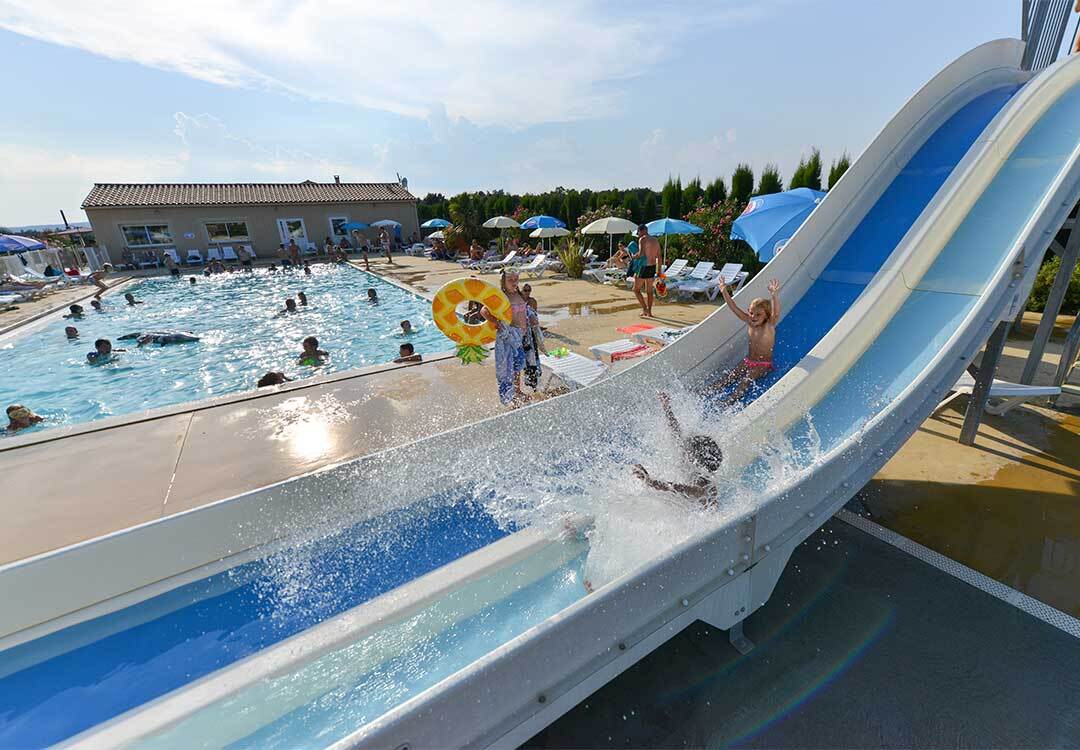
(1021, 203), (1080, 384)
(961, 322), (1012, 445)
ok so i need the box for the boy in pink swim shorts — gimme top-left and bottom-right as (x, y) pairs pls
(708, 278), (782, 404)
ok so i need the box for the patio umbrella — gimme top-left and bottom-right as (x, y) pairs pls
(483, 216), (521, 252)
(0, 234), (46, 254)
(644, 218), (703, 267)
(428, 230), (446, 240)
(482, 216), (520, 229)
(371, 219), (401, 227)
(581, 216), (638, 257)
(339, 221), (369, 232)
(519, 215), (566, 230)
(529, 226), (570, 254)
(421, 218), (451, 229)
(731, 188), (825, 261)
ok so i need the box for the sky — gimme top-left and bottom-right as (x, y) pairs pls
(0, 0), (1019, 226)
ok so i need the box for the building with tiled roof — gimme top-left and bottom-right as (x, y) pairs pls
(83, 178), (420, 266)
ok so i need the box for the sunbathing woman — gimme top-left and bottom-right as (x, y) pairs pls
(707, 278), (781, 404)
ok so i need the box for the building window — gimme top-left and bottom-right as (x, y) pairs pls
(329, 216), (349, 238)
(204, 221), (251, 243)
(121, 224), (173, 247)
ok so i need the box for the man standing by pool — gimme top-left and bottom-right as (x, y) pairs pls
(633, 224), (660, 317)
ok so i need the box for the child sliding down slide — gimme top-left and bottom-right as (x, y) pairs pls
(707, 278), (782, 404)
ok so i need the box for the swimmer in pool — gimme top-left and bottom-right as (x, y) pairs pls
(367, 288), (378, 303)
(65, 326), (79, 340)
(87, 338), (124, 365)
(90, 299), (103, 312)
(189, 277), (197, 285)
(278, 298), (298, 315)
(118, 330), (200, 346)
(399, 319), (414, 336)
(298, 335), (329, 366)
(394, 342), (422, 363)
(124, 292), (143, 306)
(257, 371), (294, 387)
(63, 304), (84, 319)
(297, 291), (308, 306)
(5, 404), (43, 433)
(632, 392), (722, 507)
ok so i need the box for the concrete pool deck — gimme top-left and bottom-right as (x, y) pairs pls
(1, 257), (1078, 621)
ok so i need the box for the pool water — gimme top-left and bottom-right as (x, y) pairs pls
(0, 265), (447, 430)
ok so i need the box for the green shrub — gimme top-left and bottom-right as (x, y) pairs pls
(756, 164), (783, 195)
(1026, 254), (1080, 314)
(827, 153), (851, 190)
(790, 147), (823, 190)
(731, 164), (754, 205)
(557, 238), (586, 279)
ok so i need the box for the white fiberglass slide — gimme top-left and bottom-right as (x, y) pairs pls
(4, 38), (1080, 750)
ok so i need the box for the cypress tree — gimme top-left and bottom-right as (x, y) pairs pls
(827, 152), (851, 189)
(731, 164), (754, 205)
(705, 177), (727, 205)
(756, 164), (783, 195)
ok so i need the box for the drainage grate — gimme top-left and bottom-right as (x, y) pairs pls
(836, 509), (1080, 640)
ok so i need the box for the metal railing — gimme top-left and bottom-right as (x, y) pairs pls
(1021, 0), (1078, 71)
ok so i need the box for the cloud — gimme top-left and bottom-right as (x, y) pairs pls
(0, 0), (784, 128)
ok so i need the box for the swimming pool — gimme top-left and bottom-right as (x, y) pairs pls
(0, 265), (447, 431)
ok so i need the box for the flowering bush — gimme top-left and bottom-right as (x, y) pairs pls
(667, 199), (760, 274)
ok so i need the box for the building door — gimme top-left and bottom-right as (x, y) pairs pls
(276, 218), (308, 250)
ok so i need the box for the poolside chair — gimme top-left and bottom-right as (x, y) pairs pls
(662, 258), (690, 281)
(221, 246), (239, 262)
(163, 248), (182, 266)
(935, 371), (1060, 416)
(718, 263), (749, 293)
(185, 249), (204, 265)
(519, 254), (559, 279)
(206, 247), (224, 262)
(477, 251), (518, 272)
(242, 244), (257, 259)
(406, 243), (427, 256)
(304, 242), (319, 256)
(539, 352), (609, 390)
(588, 338), (653, 362)
(630, 325), (696, 347)
(671, 261), (718, 300)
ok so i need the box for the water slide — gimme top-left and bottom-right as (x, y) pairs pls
(3, 38), (1080, 749)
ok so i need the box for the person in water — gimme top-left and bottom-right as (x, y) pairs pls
(5, 404), (44, 433)
(367, 288), (379, 303)
(63, 304), (84, 319)
(632, 392), (722, 506)
(297, 291), (308, 306)
(707, 278), (782, 404)
(118, 331), (200, 346)
(280, 298), (298, 314)
(257, 371), (293, 387)
(299, 336), (328, 365)
(87, 338), (123, 364)
(399, 319), (414, 335)
(394, 342), (422, 363)
(64, 326), (79, 340)
(124, 292), (143, 306)
(90, 299), (104, 311)
(303, 261), (312, 276)
(189, 276), (197, 285)
(482, 269), (529, 406)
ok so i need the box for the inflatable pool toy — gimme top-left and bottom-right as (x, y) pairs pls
(655, 272), (668, 298)
(431, 278), (511, 364)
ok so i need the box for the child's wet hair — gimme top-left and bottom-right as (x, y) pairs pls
(687, 435), (723, 472)
(749, 297), (772, 321)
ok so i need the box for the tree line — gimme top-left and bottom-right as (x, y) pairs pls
(416, 148), (852, 229)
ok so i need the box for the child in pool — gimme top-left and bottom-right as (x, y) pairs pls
(87, 338), (124, 365)
(708, 278), (781, 404)
(298, 336), (328, 366)
(632, 392), (722, 507)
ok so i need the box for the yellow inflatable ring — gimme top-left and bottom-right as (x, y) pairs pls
(431, 277), (512, 363)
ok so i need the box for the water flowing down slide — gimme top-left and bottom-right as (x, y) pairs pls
(3, 38), (1080, 749)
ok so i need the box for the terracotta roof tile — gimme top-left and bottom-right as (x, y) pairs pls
(82, 182), (416, 209)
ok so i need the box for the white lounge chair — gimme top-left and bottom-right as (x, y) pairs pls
(186, 249), (204, 265)
(588, 338), (653, 362)
(671, 262), (718, 300)
(630, 325), (695, 347)
(242, 244), (256, 259)
(584, 266), (625, 283)
(662, 258), (690, 281)
(477, 251), (518, 272)
(539, 352), (608, 390)
(221, 246), (239, 262)
(405, 243), (427, 256)
(164, 248), (182, 266)
(519, 254), (559, 279)
(207, 247), (224, 262)
(935, 371), (1061, 416)
(718, 263), (749, 293)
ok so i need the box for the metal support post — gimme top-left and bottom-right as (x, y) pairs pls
(1021, 215), (1080, 384)
(728, 620), (755, 655)
(1050, 315), (1080, 405)
(960, 322), (1011, 446)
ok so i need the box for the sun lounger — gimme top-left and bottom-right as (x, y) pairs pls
(477, 251), (518, 272)
(207, 247), (224, 262)
(519, 254), (559, 279)
(588, 338), (653, 361)
(583, 266), (625, 283)
(662, 259), (690, 280)
(539, 352), (608, 390)
(405, 243), (427, 256)
(241, 245), (256, 259)
(185, 249), (204, 265)
(671, 262), (719, 300)
(221, 246), (239, 262)
(935, 371), (1061, 416)
(630, 325), (695, 347)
